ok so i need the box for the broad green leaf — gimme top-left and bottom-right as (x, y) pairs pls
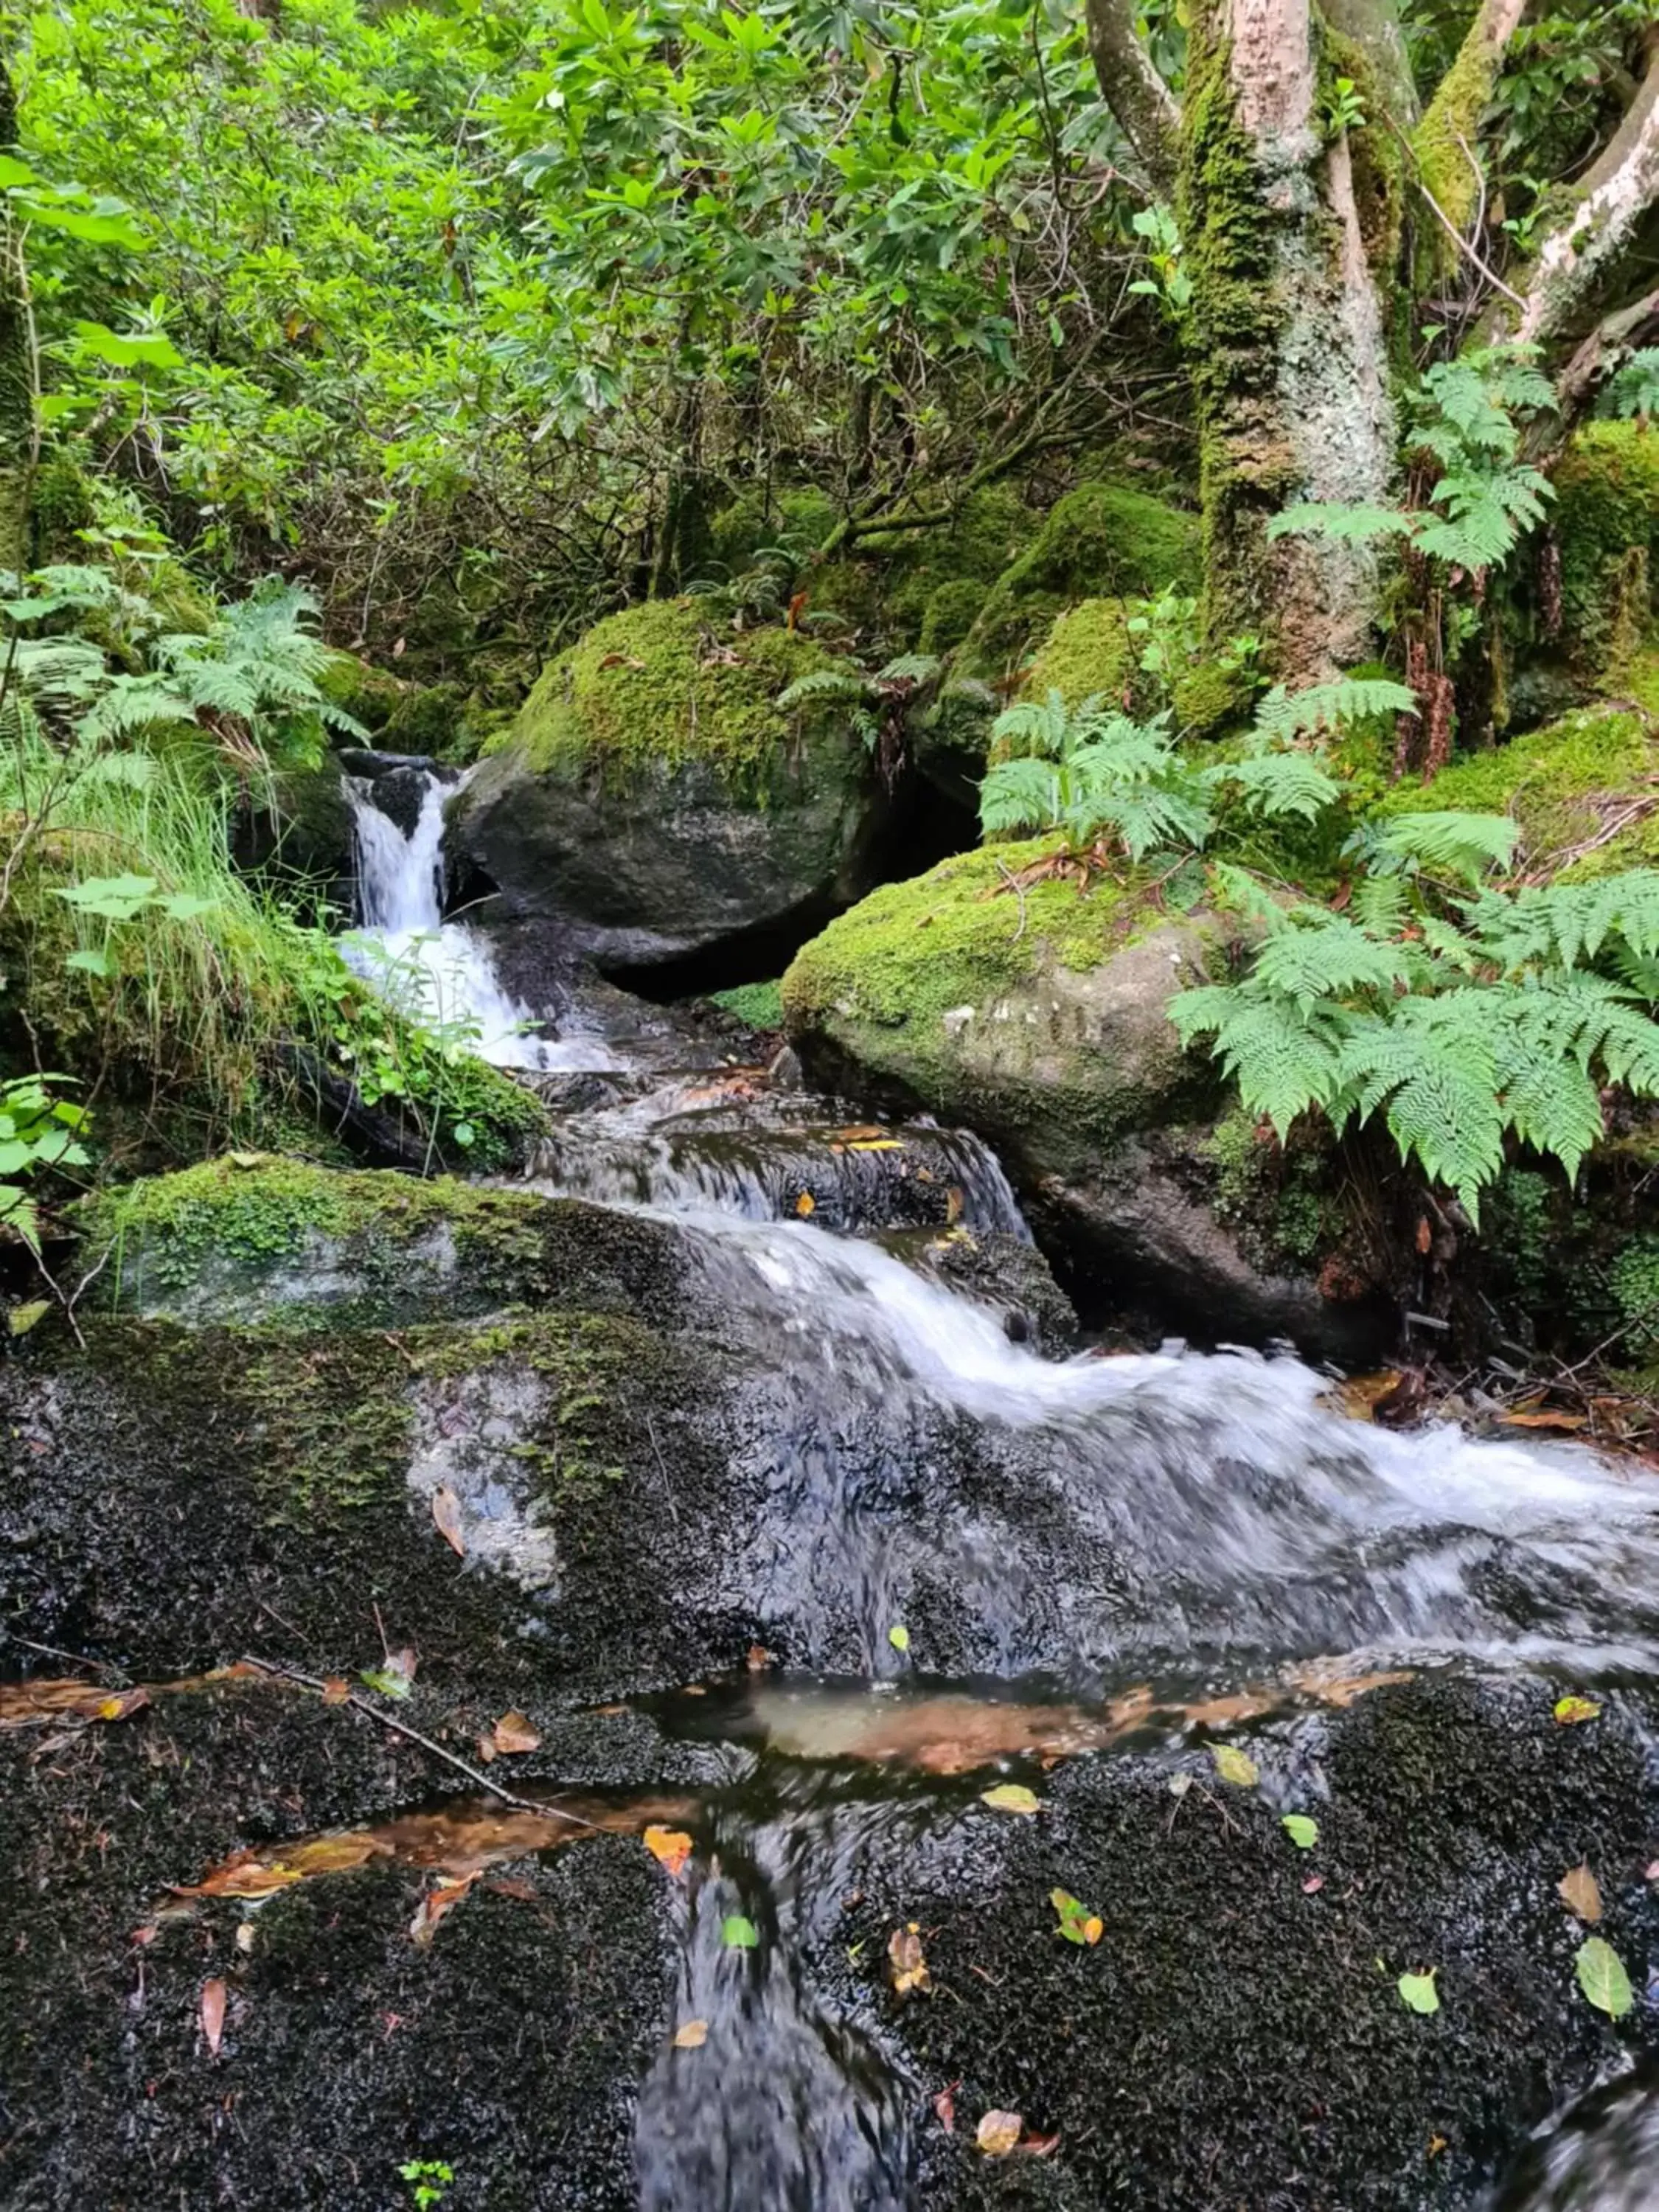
(1397, 1969), (1439, 2015)
(63, 948), (110, 977)
(0, 155), (38, 188)
(358, 1666), (411, 1700)
(721, 1913), (759, 1949)
(72, 320), (183, 370)
(1281, 1815), (1319, 1849)
(981, 1784), (1042, 1815)
(1210, 1744), (1259, 1787)
(157, 893), (218, 922)
(1574, 1937), (1633, 2018)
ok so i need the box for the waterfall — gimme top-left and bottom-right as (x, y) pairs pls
(341, 766), (617, 1072)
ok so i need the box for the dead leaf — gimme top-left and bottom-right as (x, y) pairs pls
(484, 1877), (538, 1902)
(1415, 1217), (1432, 1255)
(1558, 1863), (1603, 1923)
(1646, 1860), (1659, 1882)
(319, 1677), (350, 1706)
(475, 1736), (496, 1763)
(642, 1825), (693, 1879)
(200, 1978), (227, 2057)
(745, 1644), (773, 1672)
(431, 1485), (466, 1558)
(848, 1138), (902, 1153)
(1301, 1874), (1325, 1895)
(410, 1871), (479, 1947)
(1498, 1410), (1588, 1433)
(976, 2110), (1023, 2158)
(888, 1924), (931, 1997)
(234, 1922), (256, 1955)
(490, 1710), (540, 1756)
(673, 2019), (709, 2049)
(597, 652), (647, 670)
(794, 1191), (815, 1217)
(0, 1679), (150, 1729)
(1282, 1661), (1415, 1708)
(1022, 2133), (1062, 2158)
(980, 1783), (1042, 1815)
(933, 2082), (958, 2133)
(1554, 1695), (1601, 1725)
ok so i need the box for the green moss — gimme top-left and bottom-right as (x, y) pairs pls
(78, 1155), (572, 1321)
(783, 837), (1141, 1037)
(800, 555), (882, 632)
(1205, 1108), (1331, 1269)
(1022, 598), (1134, 707)
(1377, 689), (1659, 878)
(1551, 425), (1659, 682)
(1172, 657), (1256, 737)
(707, 486), (839, 574)
(961, 484), (1200, 678)
(318, 650), (406, 737)
(1413, 13), (1507, 262)
(29, 451), (97, 562)
(380, 678), (470, 759)
(918, 578), (984, 656)
(707, 978), (784, 1029)
(499, 599), (846, 794)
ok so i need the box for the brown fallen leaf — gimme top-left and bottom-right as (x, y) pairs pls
(1558, 1862), (1603, 1923)
(484, 1877), (538, 1902)
(1302, 1874), (1325, 1895)
(234, 1921), (257, 1955)
(1498, 1409), (1588, 1433)
(491, 1710), (540, 1756)
(409, 1871), (479, 1947)
(431, 1484), (466, 1558)
(642, 1825), (694, 1878)
(200, 1977), (227, 2057)
(888, 1924), (931, 1997)
(672, 2019), (709, 2049)
(976, 2110), (1023, 2158)
(794, 1191), (815, 1218)
(1022, 2133), (1062, 2158)
(745, 1644), (774, 1672)
(933, 2082), (958, 2133)
(319, 1677), (350, 1706)
(0, 1679), (151, 1729)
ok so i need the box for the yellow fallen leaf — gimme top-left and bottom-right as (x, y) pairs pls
(642, 1825), (693, 1878)
(1553, 1695), (1601, 1725)
(1210, 1742), (1259, 1787)
(672, 2019), (709, 2049)
(491, 1710), (540, 1755)
(888, 1924), (931, 1996)
(980, 1784), (1041, 1815)
(975, 2110), (1023, 2157)
(848, 1138), (902, 1152)
(795, 1192), (815, 1217)
(1082, 1914), (1104, 1944)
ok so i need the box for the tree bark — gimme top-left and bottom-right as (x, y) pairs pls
(1181, 0), (1397, 683)
(0, 58), (32, 582)
(1083, 0), (1180, 195)
(1510, 27), (1659, 352)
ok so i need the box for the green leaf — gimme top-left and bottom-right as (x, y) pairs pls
(721, 1913), (759, 1949)
(156, 892), (218, 922)
(0, 155), (38, 189)
(1209, 1743), (1259, 1787)
(887, 1624), (911, 1652)
(1574, 1936), (1633, 2018)
(72, 319), (184, 370)
(1553, 1695), (1601, 1725)
(7, 1298), (51, 1337)
(981, 1783), (1042, 1815)
(1397, 1969), (1440, 2015)
(1281, 1815), (1319, 1849)
(358, 1666), (412, 1700)
(63, 948), (110, 977)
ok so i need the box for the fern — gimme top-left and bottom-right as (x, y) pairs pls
(1602, 348), (1659, 421)
(1362, 810), (1520, 884)
(1266, 503), (1413, 545)
(1254, 677), (1416, 740)
(776, 667), (871, 709)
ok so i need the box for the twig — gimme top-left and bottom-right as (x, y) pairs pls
(1381, 108), (1525, 309)
(3, 1634), (128, 1680)
(238, 1653), (594, 1826)
(993, 857), (1029, 942)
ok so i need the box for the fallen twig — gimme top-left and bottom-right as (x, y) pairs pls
(239, 1654), (594, 1826)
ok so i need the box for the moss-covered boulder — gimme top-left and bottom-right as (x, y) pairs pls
(452, 600), (891, 966)
(782, 842), (1390, 1353)
(1020, 596), (1135, 706)
(1381, 686), (1659, 880)
(957, 481), (1200, 681)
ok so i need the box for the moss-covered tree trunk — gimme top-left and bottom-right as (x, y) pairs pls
(0, 57), (32, 580)
(1178, 0), (1397, 684)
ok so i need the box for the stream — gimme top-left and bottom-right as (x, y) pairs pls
(175, 770), (1659, 2202)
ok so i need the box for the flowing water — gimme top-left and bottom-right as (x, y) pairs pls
(335, 766), (1659, 2208)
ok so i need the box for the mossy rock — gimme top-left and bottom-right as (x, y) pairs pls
(1021, 597), (1135, 707)
(453, 599), (889, 964)
(959, 481), (1201, 680)
(782, 844), (1391, 1355)
(1378, 682), (1659, 880)
(77, 1155), (695, 1331)
(318, 650), (406, 737)
(1552, 424), (1659, 681)
(707, 484), (840, 575)
(380, 677), (470, 761)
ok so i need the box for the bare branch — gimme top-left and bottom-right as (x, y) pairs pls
(1084, 0), (1180, 196)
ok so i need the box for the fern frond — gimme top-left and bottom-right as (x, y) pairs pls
(1254, 677), (1417, 741)
(776, 668), (872, 709)
(978, 756), (1060, 838)
(876, 653), (942, 686)
(1170, 985), (1347, 1137)
(1206, 748), (1340, 823)
(1250, 914), (1410, 1010)
(1266, 502), (1415, 544)
(1374, 810), (1519, 883)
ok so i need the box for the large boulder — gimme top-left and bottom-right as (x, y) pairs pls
(782, 839), (1392, 1354)
(450, 600), (891, 968)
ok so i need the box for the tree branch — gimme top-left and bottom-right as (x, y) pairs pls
(1084, 0), (1180, 196)
(1512, 25), (1659, 351)
(1414, 0), (1528, 243)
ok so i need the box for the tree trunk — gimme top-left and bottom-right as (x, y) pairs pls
(0, 58), (33, 581)
(1180, 0), (1397, 683)
(1083, 0), (1180, 194)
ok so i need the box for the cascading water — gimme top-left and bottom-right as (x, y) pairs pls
(327, 754), (1659, 2205)
(343, 765), (618, 1071)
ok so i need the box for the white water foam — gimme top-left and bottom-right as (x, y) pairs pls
(342, 771), (618, 1072)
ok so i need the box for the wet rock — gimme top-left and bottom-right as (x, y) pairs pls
(450, 600), (892, 967)
(783, 844), (1388, 1355)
